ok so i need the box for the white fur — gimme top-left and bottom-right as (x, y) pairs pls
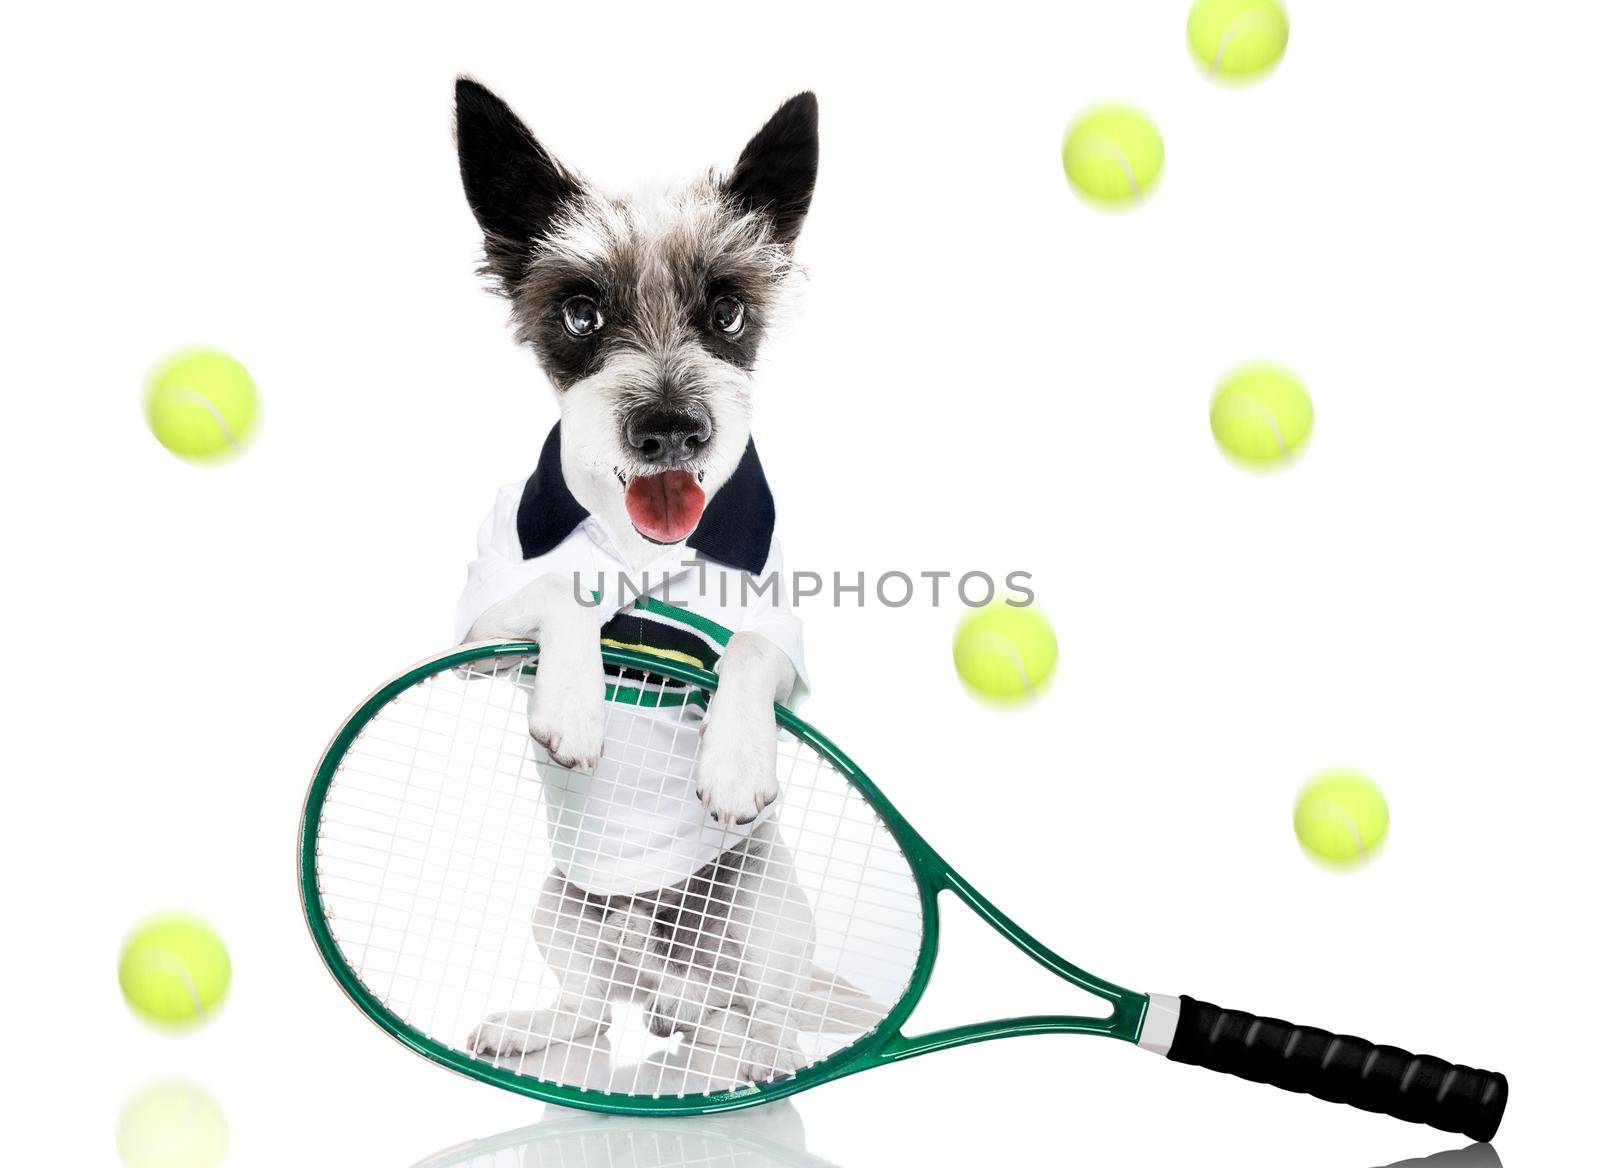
(696, 631), (797, 822)
(468, 574), (608, 769)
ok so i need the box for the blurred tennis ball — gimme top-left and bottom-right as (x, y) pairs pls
(1187, 0), (1290, 82)
(1209, 362), (1312, 468)
(1294, 769), (1389, 868)
(1060, 104), (1165, 207)
(952, 601), (1058, 705)
(118, 913), (231, 1030)
(144, 347), (259, 463)
(117, 1079), (229, 1168)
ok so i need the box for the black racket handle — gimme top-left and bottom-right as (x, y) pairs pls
(1166, 995), (1508, 1141)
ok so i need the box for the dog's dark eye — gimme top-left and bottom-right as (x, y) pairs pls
(710, 295), (745, 336)
(561, 295), (604, 338)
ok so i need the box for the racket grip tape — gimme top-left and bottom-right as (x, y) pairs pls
(1166, 995), (1508, 1141)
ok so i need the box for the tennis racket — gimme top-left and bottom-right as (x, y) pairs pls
(300, 641), (1507, 1139)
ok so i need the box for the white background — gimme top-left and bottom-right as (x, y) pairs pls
(2, 1), (1594, 1164)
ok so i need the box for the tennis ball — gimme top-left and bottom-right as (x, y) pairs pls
(118, 913), (232, 1030)
(1187, 0), (1290, 82)
(1208, 362), (1312, 468)
(952, 601), (1058, 704)
(1061, 104), (1165, 207)
(144, 347), (259, 463)
(117, 1079), (229, 1168)
(1294, 769), (1389, 867)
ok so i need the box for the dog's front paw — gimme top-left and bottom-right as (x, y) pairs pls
(738, 1033), (803, 1084)
(694, 707), (778, 826)
(467, 1010), (546, 1058)
(527, 653), (605, 770)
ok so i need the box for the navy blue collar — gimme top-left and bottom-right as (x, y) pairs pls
(517, 423), (776, 574)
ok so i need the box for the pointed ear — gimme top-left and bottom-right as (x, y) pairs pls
(454, 77), (582, 288)
(723, 92), (819, 250)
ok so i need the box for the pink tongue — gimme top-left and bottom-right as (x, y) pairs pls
(625, 470), (706, 543)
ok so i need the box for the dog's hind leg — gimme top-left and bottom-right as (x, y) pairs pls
(671, 823), (816, 1083)
(641, 877), (742, 1038)
(639, 836), (774, 1039)
(644, 939), (741, 1039)
(468, 990), (609, 1061)
(685, 1000), (805, 1088)
(467, 871), (615, 1059)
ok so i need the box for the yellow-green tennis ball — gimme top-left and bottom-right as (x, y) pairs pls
(117, 1079), (229, 1168)
(118, 913), (232, 1030)
(1209, 362), (1313, 468)
(1187, 0), (1290, 82)
(1294, 769), (1389, 867)
(952, 601), (1058, 704)
(144, 347), (259, 463)
(1061, 104), (1165, 207)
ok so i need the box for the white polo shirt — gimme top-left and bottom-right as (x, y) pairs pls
(455, 425), (807, 896)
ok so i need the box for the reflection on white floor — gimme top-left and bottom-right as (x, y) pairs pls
(1375, 1148), (1502, 1168)
(409, 1099), (833, 1168)
(115, 1078), (228, 1168)
(409, 1095), (1504, 1168)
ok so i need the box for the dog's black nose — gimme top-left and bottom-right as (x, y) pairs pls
(626, 407), (712, 467)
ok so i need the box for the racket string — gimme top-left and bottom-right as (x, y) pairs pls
(315, 652), (923, 1097)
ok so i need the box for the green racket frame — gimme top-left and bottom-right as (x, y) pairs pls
(299, 641), (1148, 1115)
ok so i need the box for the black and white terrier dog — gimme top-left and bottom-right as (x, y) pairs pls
(455, 77), (814, 812)
(452, 80), (875, 1085)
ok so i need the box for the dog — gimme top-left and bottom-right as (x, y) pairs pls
(448, 78), (878, 1086)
